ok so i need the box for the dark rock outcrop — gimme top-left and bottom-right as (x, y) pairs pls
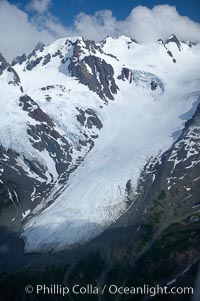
(26, 57), (43, 71)
(69, 55), (119, 101)
(19, 95), (72, 174)
(43, 54), (51, 66)
(165, 34), (183, 51)
(76, 107), (103, 130)
(7, 66), (22, 89)
(0, 53), (9, 75)
(26, 42), (45, 71)
(11, 53), (26, 66)
(118, 68), (164, 93)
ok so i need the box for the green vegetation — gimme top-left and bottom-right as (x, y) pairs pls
(123, 220), (200, 300)
(0, 200), (8, 212)
(141, 189), (167, 239)
(69, 253), (105, 284)
(157, 189), (167, 200)
(104, 265), (129, 301)
(68, 253), (105, 301)
(0, 196), (12, 213)
(0, 264), (70, 301)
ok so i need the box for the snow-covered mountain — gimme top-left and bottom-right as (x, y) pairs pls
(0, 34), (200, 253)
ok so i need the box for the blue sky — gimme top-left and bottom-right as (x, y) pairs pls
(10, 0), (200, 25)
(50, 0), (200, 25)
(1, 0), (200, 60)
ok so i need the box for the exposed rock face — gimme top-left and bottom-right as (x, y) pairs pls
(1, 105), (199, 301)
(69, 38), (103, 56)
(150, 80), (158, 90)
(19, 95), (54, 127)
(0, 53), (9, 75)
(62, 103), (200, 300)
(0, 145), (42, 219)
(129, 103), (200, 233)
(0, 35), (199, 297)
(42, 53), (51, 66)
(118, 68), (164, 93)
(26, 57), (43, 71)
(0, 94), (74, 224)
(19, 95), (72, 174)
(52, 49), (64, 58)
(149, 104), (200, 223)
(117, 67), (134, 82)
(117, 102), (200, 243)
(68, 55), (119, 101)
(165, 34), (183, 51)
(26, 42), (45, 71)
(158, 34), (184, 63)
(68, 38), (119, 101)
(0, 143), (52, 211)
(76, 107), (103, 130)
(28, 42), (45, 58)
(164, 103), (200, 193)
(11, 53), (26, 66)
(18, 37), (119, 101)
(7, 66), (22, 88)
(158, 34), (183, 52)
(0, 55), (23, 91)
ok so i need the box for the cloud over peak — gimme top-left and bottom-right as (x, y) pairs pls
(126, 5), (200, 43)
(0, 1), (200, 61)
(73, 5), (200, 44)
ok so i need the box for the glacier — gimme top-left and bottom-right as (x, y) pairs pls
(1, 35), (200, 252)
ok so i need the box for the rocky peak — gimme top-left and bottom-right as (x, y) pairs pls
(24, 37), (103, 71)
(33, 42), (45, 53)
(70, 37), (102, 60)
(0, 54), (23, 91)
(27, 42), (45, 60)
(68, 54), (118, 101)
(62, 37), (119, 101)
(158, 34), (182, 63)
(25, 42), (45, 71)
(101, 35), (112, 44)
(165, 34), (183, 51)
(182, 40), (195, 47)
(0, 53), (9, 76)
(7, 66), (23, 91)
(11, 53), (26, 66)
(101, 35), (137, 47)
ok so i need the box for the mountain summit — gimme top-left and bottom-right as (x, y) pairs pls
(0, 35), (199, 253)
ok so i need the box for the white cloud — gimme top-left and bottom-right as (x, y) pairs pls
(0, 1), (200, 61)
(0, 0), (67, 61)
(73, 10), (118, 39)
(119, 5), (200, 43)
(27, 0), (52, 14)
(71, 5), (200, 44)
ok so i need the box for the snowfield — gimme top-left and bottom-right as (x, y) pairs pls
(2, 35), (200, 252)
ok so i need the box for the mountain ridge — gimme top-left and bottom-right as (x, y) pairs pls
(0, 34), (199, 253)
